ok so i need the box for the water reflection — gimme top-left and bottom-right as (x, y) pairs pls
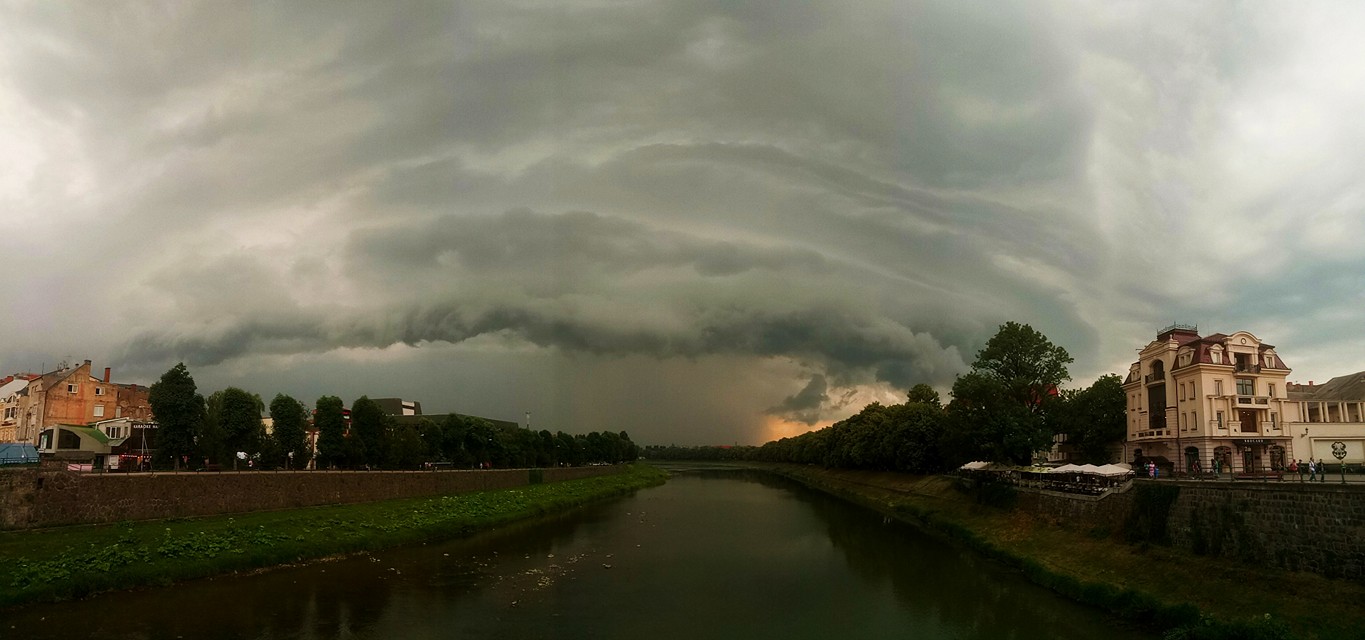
(4, 470), (1147, 640)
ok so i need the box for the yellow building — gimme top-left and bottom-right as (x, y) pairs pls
(1122, 325), (1296, 475)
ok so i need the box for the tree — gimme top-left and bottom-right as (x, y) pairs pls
(199, 390), (229, 467)
(269, 394), (311, 469)
(1053, 374), (1126, 464)
(945, 322), (1073, 465)
(148, 363), (205, 470)
(351, 396), (388, 468)
(971, 321), (1073, 411)
(215, 387), (264, 469)
(907, 384), (941, 408)
(314, 396), (346, 469)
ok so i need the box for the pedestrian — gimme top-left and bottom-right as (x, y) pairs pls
(1292, 459), (1301, 482)
(1308, 458), (1316, 482)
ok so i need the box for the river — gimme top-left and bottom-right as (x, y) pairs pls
(4, 467), (1150, 639)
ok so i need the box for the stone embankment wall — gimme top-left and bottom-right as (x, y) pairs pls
(1015, 486), (1134, 533)
(1014, 480), (1365, 580)
(1164, 481), (1365, 579)
(0, 466), (618, 530)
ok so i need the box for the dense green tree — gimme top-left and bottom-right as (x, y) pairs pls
(385, 423), (426, 469)
(351, 396), (388, 468)
(907, 384), (941, 408)
(269, 394), (311, 469)
(314, 396), (346, 469)
(1052, 374), (1127, 464)
(417, 418), (443, 461)
(970, 321), (1073, 410)
(440, 414), (472, 467)
(945, 322), (1072, 465)
(148, 363), (206, 470)
(199, 391), (230, 467)
(555, 431), (582, 466)
(215, 387), (264, 469)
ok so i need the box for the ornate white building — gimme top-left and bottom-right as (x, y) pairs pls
(1122, 325), (1296, 474)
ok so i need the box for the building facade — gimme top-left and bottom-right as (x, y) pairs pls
(1122, 325), (1296, 474)
(0, 374), (40, 442)
(1285, 373), (1365, 466)
(13, 361), (153, 446)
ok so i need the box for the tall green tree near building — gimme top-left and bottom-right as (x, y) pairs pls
(269, 393), (311, 469)
(1052, 374), (1127, 464)
(214, 387), (264, 469)
(350, 396), (386, 468)
(945, 322), (1073, 465)
(314, 395), (346, 469)
(148, 363), (206, 470)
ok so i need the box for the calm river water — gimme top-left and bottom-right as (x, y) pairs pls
(5, 468), (1151, 639)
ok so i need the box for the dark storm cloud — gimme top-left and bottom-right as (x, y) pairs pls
(118, 209), (968, 395)
(770, 375), (829, 426)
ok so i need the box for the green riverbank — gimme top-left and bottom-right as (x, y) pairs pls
(0, 464), (667, 608)
(757, 464), (1365, 640)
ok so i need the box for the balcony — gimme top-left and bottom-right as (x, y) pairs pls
(1235, 395), (1271, 406)
(1134, 429), (1169, 439)
(1235, 363), (1261, 374)
(1143, 373), (1165, 384)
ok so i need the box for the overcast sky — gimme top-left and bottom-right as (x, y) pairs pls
(4, 1), (1364, 445)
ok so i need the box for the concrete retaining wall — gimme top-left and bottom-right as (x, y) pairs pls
(0, 466), (619, 530)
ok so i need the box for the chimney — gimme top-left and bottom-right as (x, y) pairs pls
(104, 367), (111, 383)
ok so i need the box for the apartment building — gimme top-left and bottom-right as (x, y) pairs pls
(15, 360), (153, 447)
(1122, 325), (1296, 474)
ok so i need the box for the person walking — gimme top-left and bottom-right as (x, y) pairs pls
(1308, 458), (1317, 482)
(1293, 458), (1302, 482)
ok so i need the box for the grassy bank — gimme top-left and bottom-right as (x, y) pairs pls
(0, 464), (667, 608)
(763, 464), (1365, 640)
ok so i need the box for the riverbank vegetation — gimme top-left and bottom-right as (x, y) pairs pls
(766, 464), (1364, 640)
(0, 463), (666, 608)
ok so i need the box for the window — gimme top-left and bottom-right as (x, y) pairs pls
(1216, 411), (1225, 428)
(1215, 380), (1223, 396)
(67, 384), (77, 394)
(1180, 413), (1187, 430)
(1211, 350), (1222, 364)
(1237, 378), (1254, 396)
(1270, 412), (1277, 429)
(93, 404), (105, 417)
(1267, 384), (1276, 398)
(95, 387), (104, 396)
(1179, 383), (1185, 401)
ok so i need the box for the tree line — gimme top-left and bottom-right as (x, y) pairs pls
(147, 363), (639, 471)
(646, 322), (1126, 473)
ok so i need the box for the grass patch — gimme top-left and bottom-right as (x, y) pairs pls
(0, 464), (667, 608)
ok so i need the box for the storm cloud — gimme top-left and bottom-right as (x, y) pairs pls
(5, 1), (1365, 444)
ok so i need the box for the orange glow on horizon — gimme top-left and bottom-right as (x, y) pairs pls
(760, 415), (833, 444)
